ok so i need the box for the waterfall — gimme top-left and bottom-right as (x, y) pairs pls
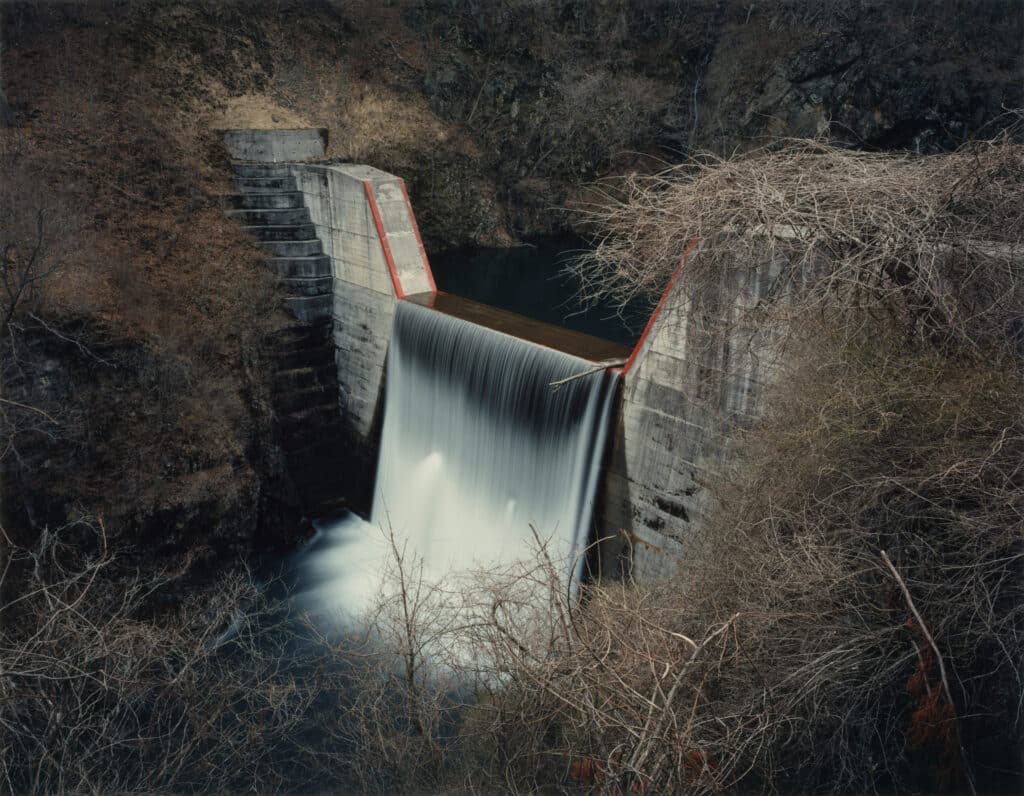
(371, 301), (618, 586)
(289, 299), (619, 632)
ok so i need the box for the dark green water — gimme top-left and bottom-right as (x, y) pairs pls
(429, 235), (652, 348)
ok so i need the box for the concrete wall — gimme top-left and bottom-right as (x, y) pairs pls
(223, 128), (328, 162)
(287, 163), (434, 485)
(601, 249), (786, 579)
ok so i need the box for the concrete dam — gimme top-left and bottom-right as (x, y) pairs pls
(223, 128), (771, 588)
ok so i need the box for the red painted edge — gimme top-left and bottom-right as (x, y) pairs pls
(363, 179), (404, 299)
(615, 237), (699, 378)
(398, 178), (437, 294)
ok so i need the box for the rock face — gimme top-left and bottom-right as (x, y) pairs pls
(697, 3), (1022, 153)
(402, 0), (1021, 243)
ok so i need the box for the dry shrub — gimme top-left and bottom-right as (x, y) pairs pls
(572, 133), (1024, 358)
(323, 530), (465, 794)
(0, 521), (370, 794)
(434, 136), (1024, 793)
(418, 332), (1023, 794)
(670, 332), (1024, 792)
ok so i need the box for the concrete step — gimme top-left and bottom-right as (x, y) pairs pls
(299, 491), (349, 515)
(244, 224), (317, 241)
(271, 343), (335, 370)
(288, 472), (353, 513)
(282, 433), (348, 459)
(269, 318), (333, 349)
(259, 239), (323, 257)
(279, 404), (340, 435)
(223, 192), (305, 210)
(273, 363), (336, 392)
(279, 276), (333, 297)
(266, 255), (332, 279)
(288, 453), (351, 485)
(232, 162), (292, 178)
(284, 294), (333, 323)
(234, 176), (297, 192)
(279, 419), (346, 453)
(226, 207), (311, 226)
(274, 384), (338, 414)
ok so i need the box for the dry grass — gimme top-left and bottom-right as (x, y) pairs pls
(365, 333), (1021, 794)
(0, 519), (378, 794)
(1, 6), (285, 537)
(572, 132), (1024, 359)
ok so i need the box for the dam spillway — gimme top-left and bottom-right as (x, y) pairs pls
(371, 299), (623, 585)
(219, 145), (734, 586)
(288, 296), (625, 627)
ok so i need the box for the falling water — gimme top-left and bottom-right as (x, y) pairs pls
(372, 301), (619, 585)
(290, 300), (618, 629)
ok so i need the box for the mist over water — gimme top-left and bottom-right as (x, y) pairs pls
(290, 301), (618, 632)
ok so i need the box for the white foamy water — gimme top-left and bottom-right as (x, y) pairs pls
(292, 301), (618, 631)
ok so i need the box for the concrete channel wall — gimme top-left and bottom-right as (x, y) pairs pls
(276, 157), (786, 580)
(286, 163), (434, 466)
(600, 248), (786, 579)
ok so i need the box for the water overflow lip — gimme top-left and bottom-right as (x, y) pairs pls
(403, 291), (633, 364)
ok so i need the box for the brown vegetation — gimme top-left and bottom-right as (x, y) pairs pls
(0, 4), (285, 552)
(1, 2), (1021, 791)
(0, 520), (370, 793)
(573, 133), (1024, 352)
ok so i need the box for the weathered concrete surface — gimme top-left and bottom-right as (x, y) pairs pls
(226, 160), (333, 323)
(600, 251), (786, 579)
(222, 128), (327, 162)
(287, 162), (434, 499)
(218, 153), (349, 515)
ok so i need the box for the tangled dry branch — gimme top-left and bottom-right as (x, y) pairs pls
(427, 342), (1024, 793)
(0, 520), (382, 794)
(572, 133), (1024, 358)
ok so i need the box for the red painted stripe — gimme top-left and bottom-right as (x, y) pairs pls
(398, 179), (437, 294)
(363, 180), (404, 299)
(620, 237), (698, 377)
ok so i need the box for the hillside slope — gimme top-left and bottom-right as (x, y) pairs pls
(0, 0), (1019, 566)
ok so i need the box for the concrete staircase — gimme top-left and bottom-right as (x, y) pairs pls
(223, 161), (348, 515)
(226, 162), (332, 322)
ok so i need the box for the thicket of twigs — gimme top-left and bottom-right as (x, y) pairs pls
(572, 131), (1024, 358)
(437, 336), (1023, 794)
(374, 133), (1024, 794)
(526, 131), (1024, 793)
(4, 135), (1022, 794)
(0, 521), (371, 794)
